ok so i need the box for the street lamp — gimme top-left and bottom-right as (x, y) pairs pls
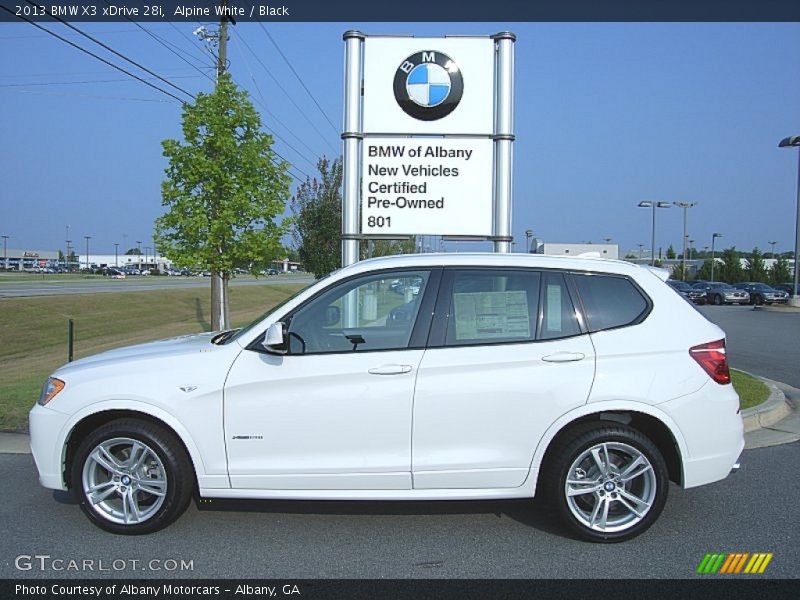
(674, 202), (698, 281)
(114, 243), (119, 267)
(66, 240), (72, 271)
(768, 240), (777, 258)
(689, 239), (695, 260)
(525, 229), (533, 253)
(136, 241), (142, 269)
(711, 233), (722, 282)
(1, 235), (8, 271)
(637, 243), (644, 260)
(84, 236), (91, 271)
(779, 135), (800, 304)
(638, 201), (671, 266)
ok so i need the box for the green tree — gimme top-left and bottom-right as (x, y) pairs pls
(291, 156), (343, 278)
(670, 262), (690, 281)
(745, 247), (768, 282)
(156, 74), (291, 330)
(717, 247), (744, 283)
(666, 245), (676, 259)
(125, 248), (142, 255)
(696, 259), (714, 281)
(769, 255), (791, 285)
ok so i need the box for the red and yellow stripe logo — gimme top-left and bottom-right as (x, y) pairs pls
(697, 552), (773, 574)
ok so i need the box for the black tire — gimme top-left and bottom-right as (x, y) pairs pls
(541, 422), (669, 543)
(713, 294), (722, 306)
(70, 418), (194, 535)
(754, 295), (764, 306)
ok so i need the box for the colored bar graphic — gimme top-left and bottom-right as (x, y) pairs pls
(698, 552), (773, 575)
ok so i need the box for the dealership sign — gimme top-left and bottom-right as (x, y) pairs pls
(342, 32), (515, 265)
(361, 138), (493, 236)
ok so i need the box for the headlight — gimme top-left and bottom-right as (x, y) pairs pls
(38, 377), (65, 406)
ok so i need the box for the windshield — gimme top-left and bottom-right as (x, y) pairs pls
(219, 280), (322, 345)
(669, 281), (690, 290)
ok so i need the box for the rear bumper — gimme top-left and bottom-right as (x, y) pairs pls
(660, 382), (745, 489)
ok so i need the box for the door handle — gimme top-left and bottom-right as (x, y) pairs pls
(542, 352), (585, 363)
(368, 364), (412, 375)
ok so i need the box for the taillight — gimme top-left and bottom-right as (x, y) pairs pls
(689, 339), (731, 384)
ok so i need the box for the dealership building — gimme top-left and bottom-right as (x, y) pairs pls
(2, 248), (60, 270)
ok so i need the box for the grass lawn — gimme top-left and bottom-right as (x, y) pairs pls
(731, 369), (770, 410)
(0, 283), (306, 431)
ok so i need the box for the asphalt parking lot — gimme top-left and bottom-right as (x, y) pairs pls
(1, 441), (798, 579)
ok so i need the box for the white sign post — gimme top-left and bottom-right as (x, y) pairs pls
(342, 32), (515, 265)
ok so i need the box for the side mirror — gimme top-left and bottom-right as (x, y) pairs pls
(324, 305), (341, 327)
(261, 322), (287, 354)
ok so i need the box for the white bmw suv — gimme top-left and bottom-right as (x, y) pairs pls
(29, 253), (743, 542)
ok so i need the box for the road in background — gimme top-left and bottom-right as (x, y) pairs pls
(0, 275), (314, 298)
(698, 305), (800, 388)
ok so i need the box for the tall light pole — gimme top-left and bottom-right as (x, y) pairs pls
(136, 240), (142, 270)
(65, 225), (69, 270)
(1, 235), (8, 271)
(114, 243), (119, 267)
(84, 236), (91, 271)
(637, 243), (644, 260)
(779, 135), (800, 305)
(689, 239), (695, 260)
(673, 202), (698, 281)
(638, 201), (671, 266)
(525, 229), (533, 253)
(711, 233), (722, 282)
(768, 240), (777, 258)
(66, 240), (72, 271)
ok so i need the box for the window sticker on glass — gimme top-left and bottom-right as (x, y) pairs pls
(546, 284), (563, 332)
(453, 290), (530, 340)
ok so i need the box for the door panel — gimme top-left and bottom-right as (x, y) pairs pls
(224, 349), (423, 489)
(412, 268), (595, 489)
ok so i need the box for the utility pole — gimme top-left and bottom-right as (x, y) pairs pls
(2, 235), (8, 271)
(196, 0), (231, 330)
(114, 243), (119, 267)
(84, 236), (91, 271)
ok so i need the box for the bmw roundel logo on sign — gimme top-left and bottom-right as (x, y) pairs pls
(393, 51), (464, 121)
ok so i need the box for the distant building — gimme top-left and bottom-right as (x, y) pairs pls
(529, 240), (619, 260)
(1, 248), (59, 270)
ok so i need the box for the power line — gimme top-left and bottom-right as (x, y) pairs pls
(257, 23), (339, 135)
(231, 27), (338, 154)
(0, 75), (202, 87)
(0, 5), (187, 104)
(98, 0), (214, 84)
(1, 87), (173, 103)
(24, 0), (196, 101)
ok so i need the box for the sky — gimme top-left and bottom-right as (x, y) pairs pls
(1, 21), (799, 258)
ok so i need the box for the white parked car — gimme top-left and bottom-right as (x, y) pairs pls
(29, 253), (743, 541)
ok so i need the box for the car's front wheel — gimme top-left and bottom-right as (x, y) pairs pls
(713, 294), (723, 305)
(542, 423), (669, 543)
(71, 418), (194, 535)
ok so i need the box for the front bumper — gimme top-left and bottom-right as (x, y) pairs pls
(29, 403), (71, 491)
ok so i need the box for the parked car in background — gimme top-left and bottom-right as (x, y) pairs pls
(30, 253), (743, 542)
(691, 282), (749, 306)
(103, 268), (126, 279)
(666, 280), (707, 304)
(731, 282), (789, 305)
(773, 282), (800, 296)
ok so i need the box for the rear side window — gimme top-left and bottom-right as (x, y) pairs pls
(445, 270), (541, 346)
(573, 273), (649, 332)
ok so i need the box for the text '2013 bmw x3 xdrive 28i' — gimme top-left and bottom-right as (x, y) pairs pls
(29, 253), (743, 542)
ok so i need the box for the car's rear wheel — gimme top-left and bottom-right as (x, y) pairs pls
(542, 423), (669, 543)
(71, 418), (193, 535)
(713, 294), (722, 305)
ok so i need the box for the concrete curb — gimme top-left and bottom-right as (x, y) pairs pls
(740, 376), (791, 433)
(0, 431), (31, 454)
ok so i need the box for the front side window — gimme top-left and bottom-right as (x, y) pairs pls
(286, 270), (430, 354)
(573, 273), (649, 332)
